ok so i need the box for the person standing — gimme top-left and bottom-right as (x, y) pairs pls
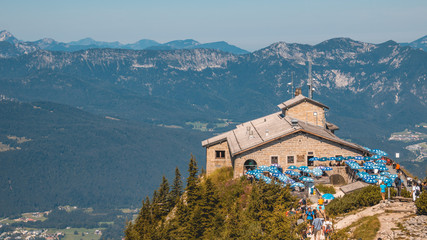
(411, 183), (421, 202)
(396, 163), (401, 174)
(394, 174), (402, 196)
(317, 203), (325, 218)
(306, 207), (314, 224)
(322, 216), (333, 240)
(380, 181), (386, 201)
(300, 197), (307, 213)
(311, 215), (324, 240)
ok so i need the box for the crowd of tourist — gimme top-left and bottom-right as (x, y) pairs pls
(285, 196), (335, 240)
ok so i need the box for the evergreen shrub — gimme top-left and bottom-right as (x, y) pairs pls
(415, 191), (427, 215)
(326, 185), (382, 216)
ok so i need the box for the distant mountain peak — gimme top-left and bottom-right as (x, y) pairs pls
(37, 38), (57, 44)
(68, 37), (97, 46)
(400, 35), (427, 52)
(164, 39), (200, 49)
(379, 40), (399, 47)
(0, 30), (18, 43)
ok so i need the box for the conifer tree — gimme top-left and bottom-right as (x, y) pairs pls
(132, 197), (153, 239)
(155, 175), (171, 219)
(223, 203), (241, 239)
(170, 167), (183, 206)
(185, 155), (200, 208)
(170, 198), (191, 239)
(188, 206), (203, 239)
(124, 220), (138, 240)
(199, 178), (219, 231)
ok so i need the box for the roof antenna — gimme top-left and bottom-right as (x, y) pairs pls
(307, 58), (313, 99)
(287, 71), (294, 98)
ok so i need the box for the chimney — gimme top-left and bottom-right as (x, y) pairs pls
(295, 88), (302, 97)
(291, 119), (299, 126)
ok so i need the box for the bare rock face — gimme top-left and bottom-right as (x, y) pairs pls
(403, 215), (427, 240)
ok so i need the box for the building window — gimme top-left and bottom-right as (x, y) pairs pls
(215, 150), (225, 159)
(271, 156), (278, 165)
(244, 159), (257, 170)
(287, 156), (295, 164)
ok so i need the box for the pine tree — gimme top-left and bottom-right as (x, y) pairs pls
(170, 167), (183, 206)
(223, 203), (242, 239)
(156, 175), (171, 219)
(199, 178), (219, 232)
(188, 205), (203, 239)
(185, 155), (200, 208)
(124, 220), (138, 240)
(170, 198), (191, 240)
(132, 197), (153, 239)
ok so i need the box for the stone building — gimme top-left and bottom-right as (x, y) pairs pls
(202, 94), (369, 178)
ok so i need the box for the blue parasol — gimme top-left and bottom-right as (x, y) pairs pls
(355, 156), (364, 160)
(350, 164), (362, 170)
(285, 170), (300, 176)
(310, 157), (319, 161)
(318, 166), (331, 171)
(322, 193), (335, 200)
(320, 157), (328, 161)
(329, 157), (336, 161)
(288, 165), (298, 170)
(298, 166), (308, 170)
(312, 169), (323, 177)
(291, 182), (305, 188)
(300, 177), (314, 182)
(268, 166), (281, 174)
(258, 165), (269, 171)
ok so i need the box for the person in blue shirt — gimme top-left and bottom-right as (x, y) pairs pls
(306, 207), (314, 224)
(380, 180), (386, 201)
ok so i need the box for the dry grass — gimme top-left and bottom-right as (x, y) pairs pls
(331, 215), (380, 240)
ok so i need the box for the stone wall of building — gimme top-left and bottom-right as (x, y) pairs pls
(206, 141), (233, 175)
(328, 167), (350, 184)
(232, 132), (364, 178)
(285, 102), (325, 127)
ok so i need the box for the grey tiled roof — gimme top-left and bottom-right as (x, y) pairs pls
(202, 110), (367, 156)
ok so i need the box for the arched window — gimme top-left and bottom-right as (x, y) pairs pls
(244, 159), (257, 170)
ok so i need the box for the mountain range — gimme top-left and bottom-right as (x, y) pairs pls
(0, 30), (426, 215)
(400, 35), (427, 52)
(0, 30), (249, 55)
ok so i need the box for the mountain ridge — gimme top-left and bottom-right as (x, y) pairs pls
(0, 30), (249, 55)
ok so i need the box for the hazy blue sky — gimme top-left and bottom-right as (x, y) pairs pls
(1, 0), (426, 51)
